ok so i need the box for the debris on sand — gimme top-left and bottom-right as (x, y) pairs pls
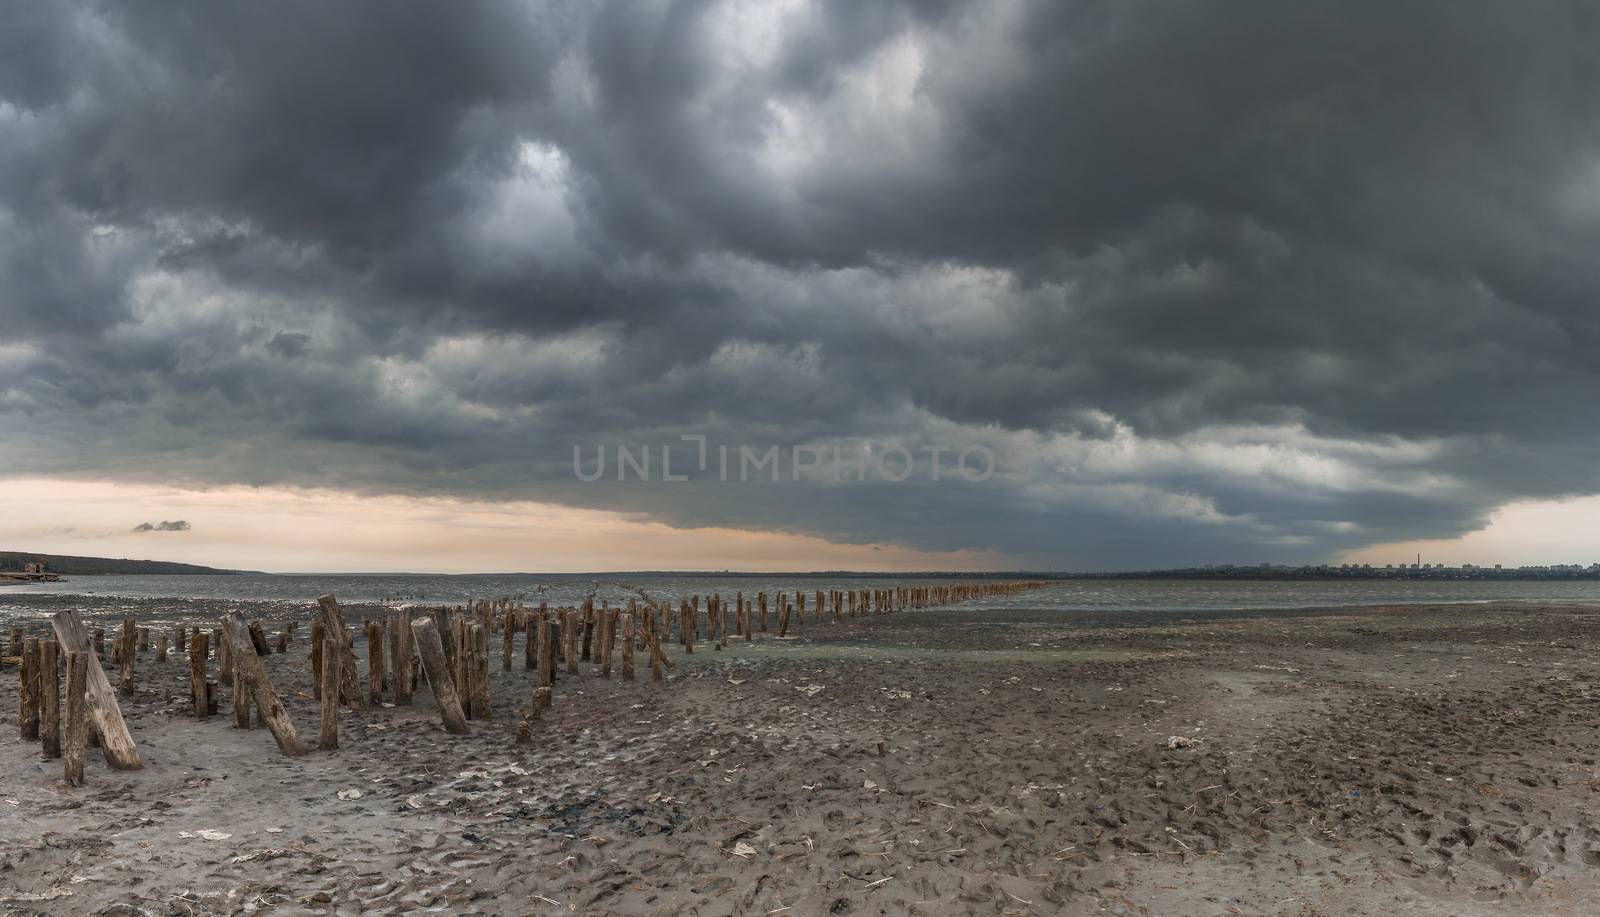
(1165, 735), (1200, 750)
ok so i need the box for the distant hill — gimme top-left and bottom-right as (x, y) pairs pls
(0, 551), (253, 576)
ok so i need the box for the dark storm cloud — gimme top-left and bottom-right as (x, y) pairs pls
(3, 0), (1599, 568)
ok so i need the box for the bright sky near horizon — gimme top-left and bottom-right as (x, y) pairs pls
(3, 478), (1596, 574)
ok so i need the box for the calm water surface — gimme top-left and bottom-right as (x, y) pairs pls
(4, 574), (1599, 616)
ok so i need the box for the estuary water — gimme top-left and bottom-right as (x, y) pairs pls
(3, 572), (1599, 620)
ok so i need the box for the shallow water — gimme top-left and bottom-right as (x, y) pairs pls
(3, 572), (1598, 623)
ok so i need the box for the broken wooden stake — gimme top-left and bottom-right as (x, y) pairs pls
(411, 617), (469, 735)
(50, 611), (142, 770)
(220, 614), (303, 756)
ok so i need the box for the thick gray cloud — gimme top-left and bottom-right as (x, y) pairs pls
(2, 0), (1598, 568)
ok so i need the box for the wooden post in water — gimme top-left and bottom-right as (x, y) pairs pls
(189, 632), (210, 719)
(220, 614), (303, 756)
(49, 611), (142, 770)
(155, 634), (168, 663)
(410, 617), (469, 734)
(20, 637), (39, 740)
(64, 651), (87, 786)
(40, 638), (61, 758)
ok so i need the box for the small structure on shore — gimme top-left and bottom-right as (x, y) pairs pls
(1, 562), (62, 583)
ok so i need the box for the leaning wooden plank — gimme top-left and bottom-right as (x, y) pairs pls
(49, 611), (142, 770)
(411, 617), (469, 735)
(220, 614), (304, 756)
(314, 594), (365, 711)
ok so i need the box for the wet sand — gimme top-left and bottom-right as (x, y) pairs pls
(3, 601), (1600, 915)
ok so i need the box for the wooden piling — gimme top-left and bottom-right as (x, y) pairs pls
(64, 651), (87, 786)
(367, 620), (385, 706)
(40, 638), (61, 758)
(536, 616), (555, 704)
(220, 614), (303, 755)
(317, 616), (340, 751)
(155, 634), (168, 663)
(232, 660), (253, 729)
(309, 619), (324, 701)
(20, 637), (39, 740)
(620, 613), (636, 681)
(394, 614), (414, 706)
(190, 631), (210, 719)
(49, 611), (142, 770)
(119, 617), (136, 694)
(563, 609), (579, 675)
(472, 624), (491, 720)
(410, 617), (469, 734)
(582, 598), (595, 662)
(315, 595), (365, 711)
(501, 610), (515, 672)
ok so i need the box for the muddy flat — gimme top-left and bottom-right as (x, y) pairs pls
(3, 601), (1599, 915)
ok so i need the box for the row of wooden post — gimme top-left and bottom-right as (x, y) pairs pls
(9, 581), (1048, 778)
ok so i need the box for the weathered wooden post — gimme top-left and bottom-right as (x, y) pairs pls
(7, 627), (19, 658)
(563, 609), (579, 675)
(315, 595), (364, 711)
(49, 611), (142, 770)
(190, 631), (210, 719)
(63, 651), (87, 786)
(232, 662), (253, 729)
(276, 625), (290, 654)
(315, 604), (342, 750)
(501, 610), (515, 672)
(394, 614), (414, 706)
(582, 598), (595, 662)
(620, 613), (636, 681)
(119, 617), (136, 694)
(309, 619), (324, 702)
(536, 616), (555, 704)
(20, 636), (40, 740)
(367, 620), (385, 706)
(410, 617), (469, 735)
(472, 624), (491, 720)
(40, 638), (61, 758)
(174, 624), (186, 655)
(220, 614), (303, 756)
(93, 627), (105, 660)
(155, 634), (168, 663)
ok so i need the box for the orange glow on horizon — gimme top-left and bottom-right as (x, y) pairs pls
(0, 478), (1011, 574)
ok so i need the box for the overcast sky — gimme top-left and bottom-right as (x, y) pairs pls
(3, 1), (1599, 572)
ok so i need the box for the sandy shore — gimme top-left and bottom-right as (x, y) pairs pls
(3, 600), (1600, 915)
